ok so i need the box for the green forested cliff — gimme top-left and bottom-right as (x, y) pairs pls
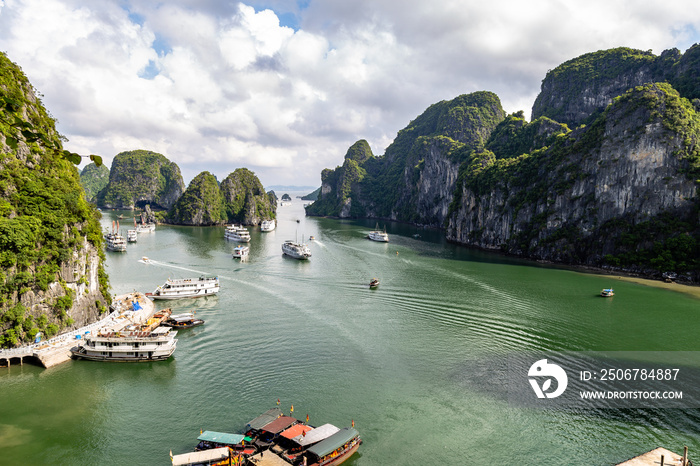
(96, 149), (185, 210)
(220, 168), (276, 225)
(307, 91), (506, 222)
(166, 168), (276, 225)
(168, 171), (225, 225)
(0, 52), (109, 347)
(308, 47), (700, 280)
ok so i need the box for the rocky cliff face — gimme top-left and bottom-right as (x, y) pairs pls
(0, 52), (109, 347)
(309, 46), (700, 278)
(532, 46), (700, 128)
(307, 92), (506, 226)
(97, 150), (185, 210)
(447, 83), (699, 276)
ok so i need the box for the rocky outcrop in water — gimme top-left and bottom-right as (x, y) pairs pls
(79, 162), (109, 202)
(220, 168), (276, 225)
(96, 150), (185, 210)
(168, 171), (225, 225)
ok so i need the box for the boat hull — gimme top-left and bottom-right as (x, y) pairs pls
(311, 441), (361, 466)
(162, 320), (204, 329)
(70, 351), (174, 362)
(150, 291), (219, 300)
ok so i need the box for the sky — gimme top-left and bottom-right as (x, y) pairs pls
(1, 1), (700, 188)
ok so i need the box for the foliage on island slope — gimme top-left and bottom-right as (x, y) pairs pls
(220, 168), (276, 224)
(532, 45), (700, 128)
(307, 92), (506, 221)
(0, 52), (109, 347)
(96, 150), (185, 210)
(452, 83), (700, 274)
(168, 171), (225, 225)
(80, 162), (109, 202)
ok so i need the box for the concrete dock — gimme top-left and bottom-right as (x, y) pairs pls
(617, 447), (688, 465)
(0, 292), (156, 368)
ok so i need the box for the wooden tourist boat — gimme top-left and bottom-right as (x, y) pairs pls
(162, 313), (205, 329)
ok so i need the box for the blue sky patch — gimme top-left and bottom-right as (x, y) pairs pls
(138, 59), (159, 80)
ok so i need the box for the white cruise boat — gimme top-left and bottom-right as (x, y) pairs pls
(282, 240), (311, 260)
(260, 219), (276, 232)
(104, 232), (127, 252)
(224, 225), (251, 242)
(70, 326), (178, 362)
(127, 229), (137, 242)
(232, 245), (249, 259)
(149, 276), (220, 300)
(368, 223), (389, 242)
(136, 223), (155, 233)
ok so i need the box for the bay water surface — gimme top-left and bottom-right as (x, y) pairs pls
(1, 197), (700, 465)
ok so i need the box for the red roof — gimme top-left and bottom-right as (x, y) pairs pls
(280, 423), (313, 440)
(262, 415), (298, 434)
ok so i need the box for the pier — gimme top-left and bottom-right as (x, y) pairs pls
(617, 446), (690, 465)
(0, 292), (155, 369)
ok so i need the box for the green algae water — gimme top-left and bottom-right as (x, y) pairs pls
(2, 198), (700, 465)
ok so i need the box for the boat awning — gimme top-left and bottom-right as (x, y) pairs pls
(197, 431), (245, 445)
(262, 415), (297, 434)
(247, 408), (283, 430)
(280, 423), (312, 440)
(172, 446), (229, 466)
(292, 423), (340, 447)
(307, 427), (359, 458)
(172, 315), (195, 323)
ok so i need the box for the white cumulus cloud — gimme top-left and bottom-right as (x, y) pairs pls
(0, 0), (699, 187)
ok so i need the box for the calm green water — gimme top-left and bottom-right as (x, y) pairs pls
(2, 198), (700, 465)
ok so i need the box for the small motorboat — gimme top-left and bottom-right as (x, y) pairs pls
(600, 288), (614, 297)
(162, 312), (205, 329)
(141, 256), (150, 263)
(309, 235), (316, 241)
(369, 278), (379, 289)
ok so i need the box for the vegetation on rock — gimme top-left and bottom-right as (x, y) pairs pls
(168, 171), (225, 225)
(96, 150), (185, 210)
(307, 92), (506, 221)
(219, 168), (276, 225)
(0, 53), (109, 347)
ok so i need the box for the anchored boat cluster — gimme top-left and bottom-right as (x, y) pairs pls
(171, 407), (361, 466)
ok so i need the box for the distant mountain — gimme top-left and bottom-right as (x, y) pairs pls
(266, 185), (318, 192)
